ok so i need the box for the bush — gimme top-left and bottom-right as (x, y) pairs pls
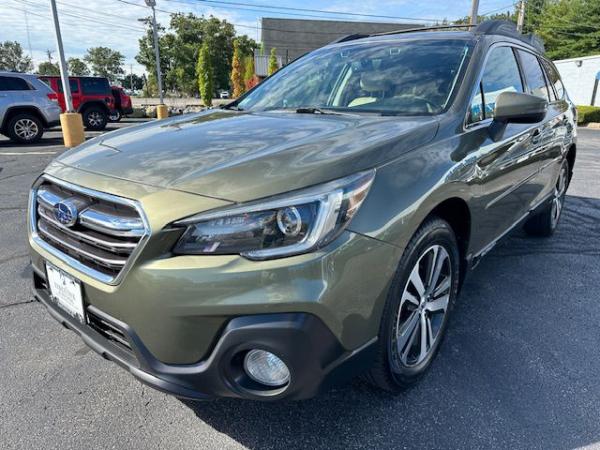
(577, 106), (600, 124)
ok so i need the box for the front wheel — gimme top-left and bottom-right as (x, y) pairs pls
(367, 217), (460, 392)
(524, 159), (569, 237)
(83, 106), (108, 131)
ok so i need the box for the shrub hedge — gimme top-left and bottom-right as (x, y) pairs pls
(577, 105), (600, 124)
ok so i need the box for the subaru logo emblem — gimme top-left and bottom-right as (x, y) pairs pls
(54, 200), (78, 227)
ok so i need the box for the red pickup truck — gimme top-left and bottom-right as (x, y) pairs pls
(38, 76), (115, 131)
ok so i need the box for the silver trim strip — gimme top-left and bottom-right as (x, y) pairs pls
(38, 208), (137, 253)
(30, 174), (151, 285)
(79, 208), (145, 238)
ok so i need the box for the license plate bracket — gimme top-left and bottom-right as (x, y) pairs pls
(46, 262), (85, 324)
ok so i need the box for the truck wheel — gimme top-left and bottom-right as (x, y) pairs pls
(108, 110), (122, 122)
(83, 106), (108, 131)
(7, 113), (44, 144)
(524, 159), (569, 237)
(366, 217), (460, 392)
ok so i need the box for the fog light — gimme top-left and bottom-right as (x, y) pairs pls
(243, 349), (290, 387)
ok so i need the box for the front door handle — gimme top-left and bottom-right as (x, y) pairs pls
(531, 129), (542, 145)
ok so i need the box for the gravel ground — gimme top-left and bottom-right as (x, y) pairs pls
(0, 124), (599, 449)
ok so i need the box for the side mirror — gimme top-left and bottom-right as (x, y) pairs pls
(489, 92), (548, 141)
(494, 91), (548, 124)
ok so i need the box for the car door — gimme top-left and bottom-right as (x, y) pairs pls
(536, 57), (572, 198)
(56, 78), (81, 111)
(465, 45), (545, 249)
(0, 76), (11, 125)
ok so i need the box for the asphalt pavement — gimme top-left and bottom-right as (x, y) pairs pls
(1, 123), (599, 449)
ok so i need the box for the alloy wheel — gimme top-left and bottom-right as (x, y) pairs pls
(14, 118), (39, 141)
(392, 245), (452, 369)
(88, 112), (103, 127)
(551, 163), (568, 228)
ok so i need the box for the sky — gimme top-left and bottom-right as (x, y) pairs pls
(0, 0), (517, 76)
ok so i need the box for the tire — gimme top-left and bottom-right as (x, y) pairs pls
(108, 109), (122, 122)
(83, 106), (108, 131)
(523, 159), (569, 237)
(6, 113), (44, 144)
(366, 217), (461, 392)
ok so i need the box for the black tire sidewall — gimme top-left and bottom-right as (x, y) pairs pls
(84, 107), (107, 131)
(383, 219), (460, 386)
(7, 114), (43, 144)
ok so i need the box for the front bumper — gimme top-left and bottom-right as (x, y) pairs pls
(33, 272), (377, 400)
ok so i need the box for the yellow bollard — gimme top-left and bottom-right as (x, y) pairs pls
(156, 104), (169, 119)
(59, 112), (85, 148)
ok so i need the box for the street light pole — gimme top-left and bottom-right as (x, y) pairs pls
(470, 0), (480, 26)
(49, 0), (84, 147)
(145, 0), (163, 103)
(49, 0), (73, 112)
(517, 0), (526, 33)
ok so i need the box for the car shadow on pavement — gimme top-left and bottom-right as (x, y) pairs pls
(183, 195), (600, 449)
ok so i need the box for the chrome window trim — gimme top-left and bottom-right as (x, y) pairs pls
(29, 174), (151, 286)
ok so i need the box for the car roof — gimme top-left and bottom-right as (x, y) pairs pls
(326, 21), (543, 55)
(0, 71), (39, 79)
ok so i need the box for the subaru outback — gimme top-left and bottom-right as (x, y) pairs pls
(28, 21), (576, 401)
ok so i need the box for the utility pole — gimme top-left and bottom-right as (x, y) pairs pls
(517, 0), (526, 33)
(144, 0), (167, 118)
(23, 7), (34, 62)
(49, 0), (85, 146)
(46, 49), (54, 64)
(130, 63), (133, 91)
(470, 0), (480, 26)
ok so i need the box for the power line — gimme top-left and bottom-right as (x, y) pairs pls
(172, 0), (442, 23)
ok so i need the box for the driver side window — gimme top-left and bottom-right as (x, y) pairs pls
(469, 46), (524, 124)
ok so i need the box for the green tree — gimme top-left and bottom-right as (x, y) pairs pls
(84, 47), (125, 81)
(538, 0), (600, 60)
(119, 73), (144, 90)
(0, 41), (33, 72)
(244, 55), (254, 84)
(67, 57), (89, 76)
(230, 39), (245, 97)
(197, 41), (214, 106)
(36, 61), (60, 75)
(136, 13), (256, 95)
(268, 48), (278, 76)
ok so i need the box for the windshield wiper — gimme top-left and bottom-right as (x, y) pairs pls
(221, 104), (244, 111)
(295, 107), (348, 115)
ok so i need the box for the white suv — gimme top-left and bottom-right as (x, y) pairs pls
(0, 72), (62, 144)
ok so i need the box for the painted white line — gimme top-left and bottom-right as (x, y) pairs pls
(0, 152), (57, 156)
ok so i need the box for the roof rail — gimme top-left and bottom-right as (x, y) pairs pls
(475, 20), (545, 52)
(328, 34), (370, 45)
(373, 24), (475, 37)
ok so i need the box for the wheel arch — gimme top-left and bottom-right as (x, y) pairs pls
(78, 101), (110, 114)
(566, 143), (576, 183)
(421, 197), (472, 290)
(1, 106), (47, 131)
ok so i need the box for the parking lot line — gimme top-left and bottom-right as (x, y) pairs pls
(0, 151), (57, 156)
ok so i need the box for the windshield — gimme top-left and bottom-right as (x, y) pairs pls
(238, 39), (473, 116)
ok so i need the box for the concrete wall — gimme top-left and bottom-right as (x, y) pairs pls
(554, 54), (600, 106)
(261, 18), (420, 62)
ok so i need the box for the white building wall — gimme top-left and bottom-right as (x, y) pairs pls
(553, 54), (600, 106)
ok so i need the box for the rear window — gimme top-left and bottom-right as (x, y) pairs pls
(0, 76), (32, 91)
(517, 50), (551, 102)
(540, 58), (565, 100)
(57, 79), (79, 94)
(81, 78), (110, 95)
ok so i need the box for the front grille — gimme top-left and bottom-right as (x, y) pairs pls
(86, 307), (133, 354)
(31, 177), (148, 283)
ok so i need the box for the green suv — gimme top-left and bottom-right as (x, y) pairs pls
(29, 21), (576, 400)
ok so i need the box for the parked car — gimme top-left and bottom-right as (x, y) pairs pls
(219, 90), (230, 99)
(108, 86), (134, 122)
(0, 72), (61, 144)
(38, 76), (114, 131)
(29, 21), (576, 401)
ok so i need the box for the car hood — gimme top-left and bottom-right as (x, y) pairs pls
(56, 110), (439, 202)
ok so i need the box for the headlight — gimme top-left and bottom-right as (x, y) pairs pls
(172, 170), (375, 260)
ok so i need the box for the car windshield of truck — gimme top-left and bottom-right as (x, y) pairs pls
(237, 39), (473, 116)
